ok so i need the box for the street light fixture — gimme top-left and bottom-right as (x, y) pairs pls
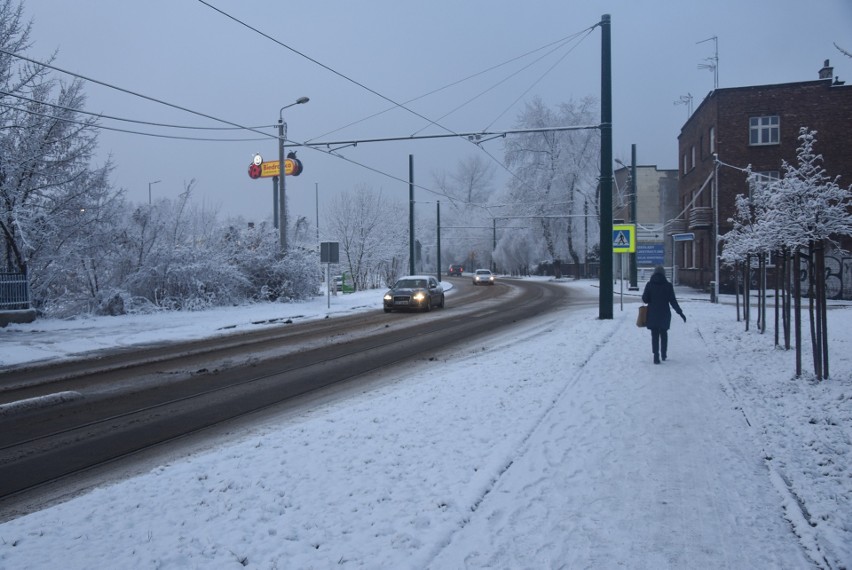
(278, 97), (310, 251)
(148, 180), (161, 205)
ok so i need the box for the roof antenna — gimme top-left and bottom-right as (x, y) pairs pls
(697, 36), (719, 90)
(674, 93), (694, 118)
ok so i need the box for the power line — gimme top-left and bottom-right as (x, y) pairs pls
(0, 47), (276, 140)
(0, 101), (269, 142)
(196, 0), (465, 140)
(5, 90), (275, 131)
(306, 29), (593, 143)
(196, 1), (600, 200)
(297, 125), (599, 149)
(483, 27), (596, 131)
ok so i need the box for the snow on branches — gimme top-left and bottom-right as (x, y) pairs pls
(722, 127), (852, 262)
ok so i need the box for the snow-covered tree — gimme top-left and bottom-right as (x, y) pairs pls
(0, 0), (125, 313)
(432, 155), (496, 270)
(326, 185), (407, 290)
(722, 128), (852, 379)
(500, 96), (600, 275)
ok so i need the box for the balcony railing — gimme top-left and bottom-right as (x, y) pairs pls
(667, 218), (687, 235)
(688, 207), (713, 229)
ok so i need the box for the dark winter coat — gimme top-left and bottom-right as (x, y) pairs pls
(642, 272), (683, 331)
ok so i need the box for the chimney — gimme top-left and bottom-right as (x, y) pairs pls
(819, 59), (833, 79)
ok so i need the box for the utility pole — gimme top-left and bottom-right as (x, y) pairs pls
(599, 14), (613, 319)
(278, 96), (310, 251)
(629, 143), (638, 290)
(278, 119), (287, 250)
(436, 200), (442, 283)
(409, 155), (415, 275)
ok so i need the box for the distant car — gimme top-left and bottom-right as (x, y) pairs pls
(383, 275), (445, 313)
(472, 269), (496, 286)
(448, 264), (464, 277)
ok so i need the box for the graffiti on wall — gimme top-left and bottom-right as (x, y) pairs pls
(795, 252), (852, 300)
(823, 254), (852, 300)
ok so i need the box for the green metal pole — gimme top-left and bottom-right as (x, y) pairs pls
(492, 218), (497, 273)
(599, 14), (613, 319)
(272, 176), (279, 229)
(437, 200), (442, 283)
(409, 154), (415, 275)
(278, 119), (287, 251)
(629, 143), (638, 289)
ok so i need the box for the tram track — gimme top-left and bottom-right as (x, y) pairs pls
(0, 278), (571, 508)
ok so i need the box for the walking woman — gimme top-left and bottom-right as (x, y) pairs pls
(642, 265), (686, 364)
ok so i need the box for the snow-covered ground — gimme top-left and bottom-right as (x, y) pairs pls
(0, 278), (849, 569)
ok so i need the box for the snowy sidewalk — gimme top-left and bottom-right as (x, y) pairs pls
(428, 308), (811, 568)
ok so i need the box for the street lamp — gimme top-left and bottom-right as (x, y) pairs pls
(278, 96), (310, 251)
(148, 180), (161, 205)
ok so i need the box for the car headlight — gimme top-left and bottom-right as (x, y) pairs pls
(412, 292), (426, 302)
(383, 293), (393, 301)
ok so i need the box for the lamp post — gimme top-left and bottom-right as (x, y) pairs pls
(278, 96), (310, 251)
(148, 180), (161, 205)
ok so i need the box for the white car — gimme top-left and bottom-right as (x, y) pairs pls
(472, 269), (496, 286)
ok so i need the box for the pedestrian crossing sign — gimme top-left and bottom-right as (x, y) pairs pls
(612, 224), (635, 253)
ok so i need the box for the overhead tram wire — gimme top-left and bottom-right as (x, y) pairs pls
(0, 102), (269, 142)
(0, 48), (277, 141)
(196, 3), (605, 210)
(410, 26), (595, 138)
(0, 48), (460, 200)
(482, 27), (596, 131)
(0, 91), (272, 141)
(197, 0), (469, 142)
(305, 29), (592, 143)
(196, 1), (598, 179)
(0, 91), (272, 131)
(2, 14), (599, 212)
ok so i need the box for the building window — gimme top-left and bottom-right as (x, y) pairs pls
(709, 126), (716, 154)
(749, 116), (780, 146)
(691, 146), (696, 169)
(682, 153), (688, 174)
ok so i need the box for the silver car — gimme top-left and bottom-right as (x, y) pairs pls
(472, 269), (496, 286)
(383, 275), (445, 312)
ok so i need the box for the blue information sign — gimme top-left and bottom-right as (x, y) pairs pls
(636, 243), (665, 266)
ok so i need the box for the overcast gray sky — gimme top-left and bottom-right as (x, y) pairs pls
(20, 0), (852, 225)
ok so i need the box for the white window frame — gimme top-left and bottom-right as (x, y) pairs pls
(749, 115), (780, 146)
(709, 126), (716, 154)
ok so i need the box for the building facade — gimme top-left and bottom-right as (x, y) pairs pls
(613, 164), (679, 276)
(676, 60), (852, 292)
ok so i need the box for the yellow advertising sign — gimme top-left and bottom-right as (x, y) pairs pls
(258, 159), (298, 178)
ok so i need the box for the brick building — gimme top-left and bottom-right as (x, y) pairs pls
(675, 60), (852, 293)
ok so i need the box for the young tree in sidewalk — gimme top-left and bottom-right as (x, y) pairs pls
(724, 128), (852, 379)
